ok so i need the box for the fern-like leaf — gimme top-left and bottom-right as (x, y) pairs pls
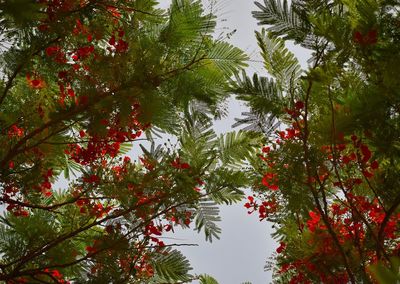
(217, 131), (261, 166)
(160, 0), (216, 46)
(151, 247), (193, 283)
(256, 29), (302, 88)
(193, 197), (221, 242)
(233, 71), (283, 115)
(199, 274), (219, 284)
(253, 0), (305, 40)
(206, 41), (249, 76)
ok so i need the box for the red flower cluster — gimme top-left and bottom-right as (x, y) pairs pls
(43, 269), (69, 284)
(45, 45), (67, 63)
(171, 158), (191, 170)
(144, 221), (165, 247)
(353, 29), (378, 45)
(244, 196), (277, 220)
(7, 125), (24, 138)
(108, 29), (129, 53)
(262, 172), (279, 191)
(26, 73), (45, 89)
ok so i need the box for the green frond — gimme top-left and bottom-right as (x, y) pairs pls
(253, 0), (306, 40)
(63, 156), (82, 179)
(0, 223), (25, 263)
(184, 104), (216, 141)
(193, 197), (221, 242)
(119, 142), (133, 155)
(232, 71), (282, 134)
(160, 0), (216, 47)
(256, 29), (302, 88)
(0, 0), (45, 28)
(206, 41), (249, 76)
(341, 0), (379, 28)
(217, 131), (261, 166)
(206, 169), (247, 205)
(233, 71), (283, 115)
(369, 257), (400, 284)
(140, 142), (165, 161)
(199, 274), (219, 284)
(150, 247), (193, 283)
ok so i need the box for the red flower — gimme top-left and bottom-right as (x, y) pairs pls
(365, 29), (378, 45)
(262, 146), (270, 153)
(360, 144), (371, 162)
(362, 170), (374, 179)
(76, 45), (94, 59)
(45, 46), (61, 57)
(107, 6), (121, 18)
(108, 35), (116, 46)
(83, 174), (100, 183)
(85, 246), (96, 253)
(115, 39), (129, 53)
(262, 172), (279, 190)
(76, 199), (85, 207)
(50, 269), (62, 278)
(66, 88), (75, 98)
(370, 160), (379, 170)
(353, 29), (378, 45)
(267, 184), (279, 191)
(342, 155), (351, 164)
(295, 101), (304, 110)
(276, 242), (286, 253)
(171, 158), (190, 170)
(353, 31), (364, 44)
(307, 211), (320, 232)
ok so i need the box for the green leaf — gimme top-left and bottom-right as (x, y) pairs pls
(256, 29), (302, 88)
(253, 0), (305, 40)
(0, 0), (45, 27)
(218, 130), (262, 165)
(233, 71), (283, 113)
(151, 247), (193, 282)
(199, 274), (219, 284)
(63, 156), (82, 179)
(206, 41), (249, 76)
(119, 142), (133, 155)
(193, 197), (221, 242)
(369, 257), (400, 284)
(160, 0), (216, 46)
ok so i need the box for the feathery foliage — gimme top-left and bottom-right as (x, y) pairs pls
(236, 0), (400, 282)
(0, 0), (251, 282)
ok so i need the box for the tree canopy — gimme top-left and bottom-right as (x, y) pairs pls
(0, 0), (256, 283)
(1, 0), (400, 283)
(236, 0), (400, 282)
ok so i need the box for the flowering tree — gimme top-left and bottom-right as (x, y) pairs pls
(234, 0), (400, 282)
(0, 0), (257, 283)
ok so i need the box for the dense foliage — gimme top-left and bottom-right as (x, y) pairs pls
(3, 0), (400, 282)
(235, 0), (400, 282)
(0, 0), (258, 283)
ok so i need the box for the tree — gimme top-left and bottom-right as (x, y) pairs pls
(234, 0), (400, 282)
(0, 0), (255, 282)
